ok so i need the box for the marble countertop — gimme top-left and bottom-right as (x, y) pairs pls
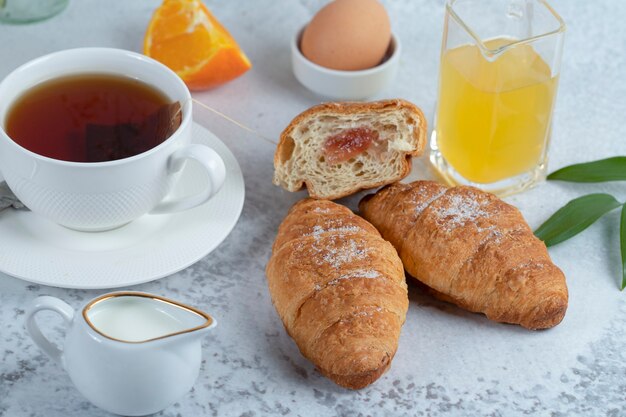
(1, 0), (626, 416)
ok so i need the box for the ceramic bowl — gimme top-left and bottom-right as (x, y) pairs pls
(291, 27), (401, 100)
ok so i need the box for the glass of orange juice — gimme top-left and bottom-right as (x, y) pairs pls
(430, 0), (565, 196)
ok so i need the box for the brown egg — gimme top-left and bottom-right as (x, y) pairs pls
(300, 0), (391, 71)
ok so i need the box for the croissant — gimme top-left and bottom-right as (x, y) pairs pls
(359, 181), (568, 330)
(266, 199), (408, 389)
(273, 99), (426, 200)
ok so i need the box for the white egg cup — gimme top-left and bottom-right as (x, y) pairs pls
(291, 26), (401, 100)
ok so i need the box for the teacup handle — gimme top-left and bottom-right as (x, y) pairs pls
(150, 144), (226, 214)
(25, 296), (75, 363)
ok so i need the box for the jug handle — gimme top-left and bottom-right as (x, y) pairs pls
(25, 296), (75, 363)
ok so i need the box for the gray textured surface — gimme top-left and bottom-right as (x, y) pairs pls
(0, 182), (25, 211)
(1, 1), (626, 416)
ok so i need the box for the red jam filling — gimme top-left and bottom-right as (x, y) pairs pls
(322, 127), (379, 164)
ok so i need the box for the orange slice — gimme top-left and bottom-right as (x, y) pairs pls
(144, 0), (251, 90)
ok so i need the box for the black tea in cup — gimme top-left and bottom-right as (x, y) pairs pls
(5, 73), (182, 162)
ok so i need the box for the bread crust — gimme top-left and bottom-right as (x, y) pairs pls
(266, 198), (408, 389)
(274, 99), (427, 200)
(359, 181), (569, 330)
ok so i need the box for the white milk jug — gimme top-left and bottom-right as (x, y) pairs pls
(25, 291), (216, 416)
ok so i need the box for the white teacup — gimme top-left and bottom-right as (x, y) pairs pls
(25, 292), (216, 416)
(0, 48), (226, 231)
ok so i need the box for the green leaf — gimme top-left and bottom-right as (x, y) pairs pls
(535, 193), (621, 247)
(619, 204), (626, 291)
(548, 156), (626, 182)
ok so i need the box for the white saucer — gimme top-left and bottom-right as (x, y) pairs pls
(0, 123), (245, 289)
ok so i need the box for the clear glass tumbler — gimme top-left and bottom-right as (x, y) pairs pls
(0, 0), (68, 24)
(430, 0), (565, 196)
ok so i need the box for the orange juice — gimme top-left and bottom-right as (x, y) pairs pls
(435, 38), (558, 184)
